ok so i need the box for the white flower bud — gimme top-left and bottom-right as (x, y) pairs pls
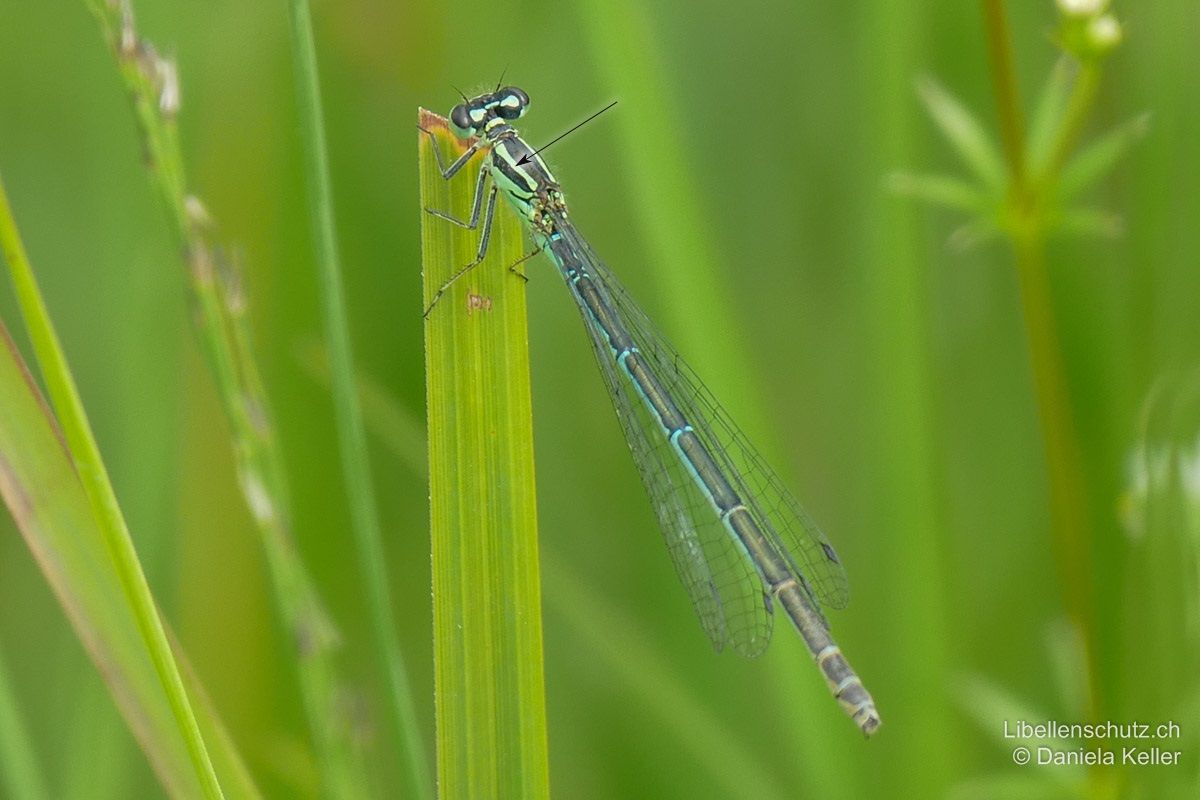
(1088, 14), (1123, 51)
(1056, 0), (1107, 17)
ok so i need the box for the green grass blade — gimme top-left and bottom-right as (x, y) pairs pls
(285, 3), (431, 797)
(420, 111), (550, 800)
(0, 646), (50, 800)
(81, 5), (364, 795)
(1119, 372), (1200, 799)
(860, 4), (956, 797)
(339, 352), (774, 799)
(1057, 113), (1150, 202)
(0, 313), (262, 798)
(0, 174), (224, 798)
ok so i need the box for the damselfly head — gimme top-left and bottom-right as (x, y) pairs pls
(448, 86), (530, 137)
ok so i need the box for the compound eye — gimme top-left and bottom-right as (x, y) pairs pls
(449, 104), (472, 136)
(495, 86), (530, 119)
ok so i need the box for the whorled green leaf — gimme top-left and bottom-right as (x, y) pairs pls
(917, 76), (1008, 192)
(0, 323), (260, 799)
(886, 172), (993, 212)
(1054, 206), (1124, 239)
(1057, 113), (1151, 202)
(1026, 58), (1077, 176)
(948, 218), (1002, 252)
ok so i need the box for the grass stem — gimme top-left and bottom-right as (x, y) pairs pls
(285, 3), (432, 797)
(82, 2), (369, 794)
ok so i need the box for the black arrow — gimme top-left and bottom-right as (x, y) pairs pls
(517, 100), (618, 165)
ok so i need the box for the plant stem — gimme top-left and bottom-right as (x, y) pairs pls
(980, 0), (1100, 717)
(285, 3), (431, 798)
(0, 173), (225, 800)
(982, 0), (1026, 187)
(1011, 229), (1096, 640)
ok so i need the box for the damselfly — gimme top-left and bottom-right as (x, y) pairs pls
(421, 86), (880, 736)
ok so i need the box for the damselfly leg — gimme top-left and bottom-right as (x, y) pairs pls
(420, 127), (501, 317)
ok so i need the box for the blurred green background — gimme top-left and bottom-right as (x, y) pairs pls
(1, 0), (1197, 797)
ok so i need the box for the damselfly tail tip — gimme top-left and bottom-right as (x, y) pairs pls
(856, 705), (882, 738)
